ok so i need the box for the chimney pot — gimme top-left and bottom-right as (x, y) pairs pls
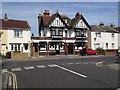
(4, 14), (8, 21)
(75, 12), (81, 17)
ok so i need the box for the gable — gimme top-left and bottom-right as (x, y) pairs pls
(75, 19), (87, 28)
(50, 17), (65, 27)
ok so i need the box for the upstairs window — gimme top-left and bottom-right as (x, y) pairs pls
(75, 30), (80, 37)
(95, 32), (101, 37)
(14, 30), (23, 38)
(59, 30), (63, 36)
(111, 33), (114, 38)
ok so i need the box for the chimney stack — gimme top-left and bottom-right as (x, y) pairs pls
(99, 22), (104, 26)
(4, 14), (8, 21)
(75, 12), (81, 17)
(110, 22), (115, 28)
(43, 10), (50, 16)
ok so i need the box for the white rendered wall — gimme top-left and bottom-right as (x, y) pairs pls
(7, 29), (31, 53)
(91, 32), (118, 50)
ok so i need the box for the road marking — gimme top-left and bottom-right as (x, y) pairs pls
(67, 63), (74, 65)
(2, 69), (8, 73)
(37, 65), (46, 68)
(83, 62), (89, 64)
(48, 64), (58, 67)
(8, 77), (12, 86)
(4, 70), (18, 90)
(95, 61), (104, 67)
(24, 66), (34, 70)
(90, 62), (96, 64)
(11, 68), (21, 72)
(56, 65), (87, 78)
(75, 62), (81, 64)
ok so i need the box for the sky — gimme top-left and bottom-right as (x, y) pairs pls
(1, 2), (119, 35)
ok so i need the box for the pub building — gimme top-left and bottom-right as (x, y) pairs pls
(31, 10), (91, 56)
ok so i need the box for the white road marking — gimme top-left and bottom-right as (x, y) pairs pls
(67, 63), (74, 65)
(11, 68), (21, 72)
(2, 69), (8, 73)
(24, 66), (34, 70)
(37, 65), (46, 68)
(48, 64), (58, 67)
(8, 77), (12, 86)
(83, 62), (89, 64)
(75, 62), (81, 64)
(56, 65), (87, 78)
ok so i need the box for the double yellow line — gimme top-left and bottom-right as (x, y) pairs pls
(4, 70), (18, 90)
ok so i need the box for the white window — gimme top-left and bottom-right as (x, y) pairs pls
(11, 45), (13, 50)
(14, 30), (23, 37)
(95, 32), (101, 37)
(94, 43), (100, 49)
(11, 44), (21, 51)
(111, 33), (114, 37)
(112, 43), (114, 48)
(14, 45), (17, 51)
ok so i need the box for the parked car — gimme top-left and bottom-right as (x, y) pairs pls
(80, 48), (98, 56)
(116, 49), (120, 56)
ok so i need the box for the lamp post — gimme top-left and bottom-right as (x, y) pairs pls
(28, 41), (30, 60)
(81, 34), (84, 49)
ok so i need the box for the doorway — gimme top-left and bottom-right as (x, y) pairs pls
(68, 43), (73, 54)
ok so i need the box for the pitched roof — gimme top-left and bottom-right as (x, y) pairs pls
(112, 27), (120, 33)
(39, 13), (68, 29)
(90, 25), (104, 32)
(69, 16), (80, 28)
(0, 19), (30, 29)
(69, 15), (91, 29)
(90, 25), (118, 33)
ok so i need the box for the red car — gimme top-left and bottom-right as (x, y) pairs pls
(80, 48), (98, 56)
(86, 48), (98, 55)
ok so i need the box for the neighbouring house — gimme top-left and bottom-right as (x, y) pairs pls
(114, 26), (120, 49)
(0, 14), (31, 56)
(31, 10), (91, 56)
(88, 22), (119, 55)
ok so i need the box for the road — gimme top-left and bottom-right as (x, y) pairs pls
(2, 55), (119, 89)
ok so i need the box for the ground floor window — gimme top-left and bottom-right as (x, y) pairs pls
(40, 42), (46, 50)
(24, 44), (28, 50)
(11, 44), (21, 51)
(111, 43), (114, 48)
(94, 43), (100, 49)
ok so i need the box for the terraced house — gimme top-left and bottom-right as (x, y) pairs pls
(88, 22), (119, 55)
(31, 10), (91, 56)
(0, 14), (31, 56)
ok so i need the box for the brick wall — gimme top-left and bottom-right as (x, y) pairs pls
(11, 53), (29, 60)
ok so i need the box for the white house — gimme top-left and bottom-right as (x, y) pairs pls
(0, 14), (31, 55)
(31, 10), (91, 56)
(88, 23), (119, 55)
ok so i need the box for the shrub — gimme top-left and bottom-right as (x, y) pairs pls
(96, 48), (105, 54)
(6, 52), (11, 59)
